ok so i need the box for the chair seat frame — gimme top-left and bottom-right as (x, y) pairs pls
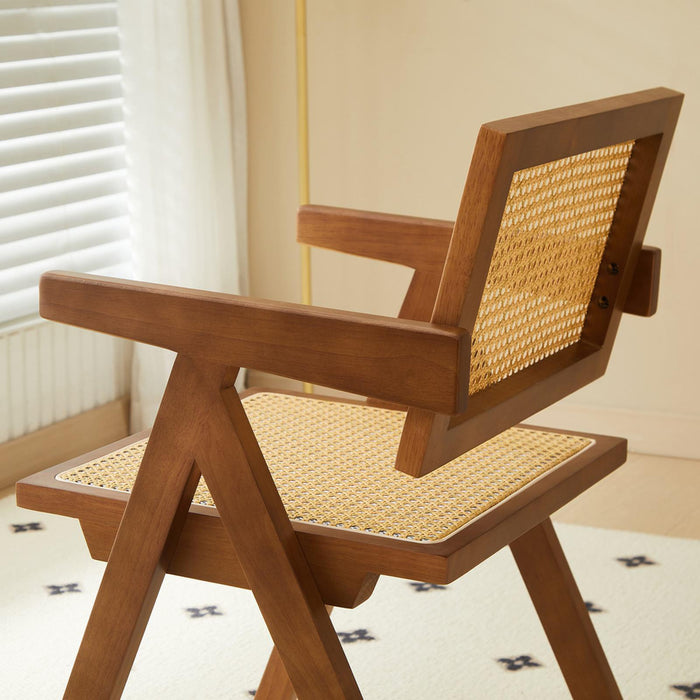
(18, 389), (626, 608)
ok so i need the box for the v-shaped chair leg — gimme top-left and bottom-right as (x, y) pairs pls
(64, 355), (215, 699)
(65, 355), (358, 699)
(190, 362), (361, 700)
(510, 518), (622, 700)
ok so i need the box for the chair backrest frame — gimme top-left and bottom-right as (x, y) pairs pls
(397, 87), (683, 476)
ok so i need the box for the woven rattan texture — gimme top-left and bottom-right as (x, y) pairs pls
(469, 141), (635, 394)
(57, 393), (592, 542)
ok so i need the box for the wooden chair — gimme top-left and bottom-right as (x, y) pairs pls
(16, 87), (682, 699)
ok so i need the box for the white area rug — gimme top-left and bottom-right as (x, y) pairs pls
(1, 491), (698, 699)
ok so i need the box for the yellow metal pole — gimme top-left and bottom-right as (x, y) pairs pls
(296, 0), (313, 394)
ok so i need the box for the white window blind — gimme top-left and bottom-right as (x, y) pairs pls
(0, 0), (131, 326)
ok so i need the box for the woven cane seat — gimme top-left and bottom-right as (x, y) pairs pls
(57, 392), (592, 543)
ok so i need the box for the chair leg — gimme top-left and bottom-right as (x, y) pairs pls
(64, 356), (215, 699)
(195, 370), (361, 699)
(256, 607), (334, 700)
(256, 647), (297, 700)
(510, 518), (622, 700)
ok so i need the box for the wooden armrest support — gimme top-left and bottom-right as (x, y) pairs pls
(623, 246), (661, 317)
(297, 205), (452, 275)
(40, 271), (469, 414)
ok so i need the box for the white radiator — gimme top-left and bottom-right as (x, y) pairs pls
(0, 321), (131, 443)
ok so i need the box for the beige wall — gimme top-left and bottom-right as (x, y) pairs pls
(239, 0), (700, 456)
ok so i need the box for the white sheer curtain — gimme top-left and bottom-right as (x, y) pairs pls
(118, 0), (247, 430)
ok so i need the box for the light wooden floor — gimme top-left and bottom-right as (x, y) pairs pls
(5, 452), (699, 540)
(553, 451), (700, 539)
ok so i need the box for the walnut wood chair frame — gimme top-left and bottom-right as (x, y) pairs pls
(16, 87), (682, 699)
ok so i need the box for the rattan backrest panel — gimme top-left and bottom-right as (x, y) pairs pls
(468, 141), (634, 394)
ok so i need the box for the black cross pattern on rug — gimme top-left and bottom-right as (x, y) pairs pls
(585, 601), (604, 613)
(46, 583), (81, 595)
(672, 682), (700, 699)
(616, 555), (656, 568)
(11, 522), (44, 533)
(497, 655), (542, 671)
(337, 629), (375, 644)
(409, 582), (447, 593)
(185, 605), (223, 618)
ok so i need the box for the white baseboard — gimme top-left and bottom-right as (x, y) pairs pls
(526, 403), (700, 461)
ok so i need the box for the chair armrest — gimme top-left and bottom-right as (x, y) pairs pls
(297, 205), (452, 274)
(40, 271), (469, 414)
(298, 205), (661, 317)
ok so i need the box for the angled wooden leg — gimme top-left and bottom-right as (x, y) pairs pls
(510, 518), (622, 700)
(192, 361), (361, 700)
(256, 647), (297, 700)
(257, 607), (334, 700)
(64, 356), (223, 699)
